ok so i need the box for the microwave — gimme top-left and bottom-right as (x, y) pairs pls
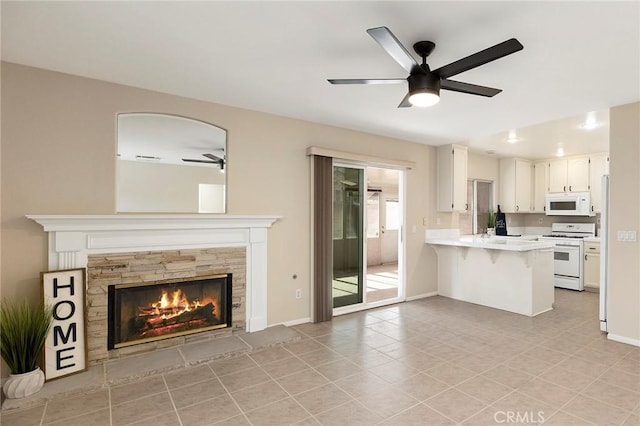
(545, 192), (592, 216)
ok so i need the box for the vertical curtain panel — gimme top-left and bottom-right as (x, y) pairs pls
(313, 155), (333, 323)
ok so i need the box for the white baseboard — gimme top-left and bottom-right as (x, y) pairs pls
(277, 317), (311, 327)
(607, 333), (640, 347)
(406, 291), (439, 301)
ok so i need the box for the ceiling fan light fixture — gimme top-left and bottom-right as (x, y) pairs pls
(407, 73), (440, 107)
(409, 91), (440, 107)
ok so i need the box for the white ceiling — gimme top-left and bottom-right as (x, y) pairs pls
(2, 1), (638, 160)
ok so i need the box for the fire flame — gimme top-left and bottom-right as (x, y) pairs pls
(145, 289), (216, 320)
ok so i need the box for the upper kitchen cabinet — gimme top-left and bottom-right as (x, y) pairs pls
(589, 153), (610, 213)
(548, 156), (590, 192)
(500, 158), (532, 213)
(437, 144), (468, 212)
(533, 161), (548, 213)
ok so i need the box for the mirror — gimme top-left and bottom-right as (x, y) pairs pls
(117, 113), (226, 213)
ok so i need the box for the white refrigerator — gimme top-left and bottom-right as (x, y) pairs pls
(600, 174), (609, 332)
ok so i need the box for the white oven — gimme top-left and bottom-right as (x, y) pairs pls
(551, 241), (583, 290)
(538, 223), (595, 291)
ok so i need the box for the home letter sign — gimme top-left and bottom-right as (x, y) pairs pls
(42, 268), (87, 380)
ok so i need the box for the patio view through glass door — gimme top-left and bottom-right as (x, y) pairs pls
(332, 165), (364, 308)
(332, 165), (403, 312)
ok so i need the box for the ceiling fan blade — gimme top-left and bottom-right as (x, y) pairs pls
(202, 153), (223, 161)
(367, 26), (419, 74)
(441, 79), (502, 97)
(398, 93), (412, 108)
(182, 158), (217, 164)
(433, 38), (523, 79)
(328, 78), (406, 85)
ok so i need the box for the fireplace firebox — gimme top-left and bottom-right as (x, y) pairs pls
(108, 274), (232, 349)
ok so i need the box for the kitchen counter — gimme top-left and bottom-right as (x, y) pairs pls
(426, 234), (554, 317)
(425, 235), (553, 251)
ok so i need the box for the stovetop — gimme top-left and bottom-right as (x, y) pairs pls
(542, 223), (596, 239)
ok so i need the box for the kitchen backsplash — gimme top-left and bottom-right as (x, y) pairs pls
(457, 212), (599, 236)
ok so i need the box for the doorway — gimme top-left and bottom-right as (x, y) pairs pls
(332, 164), (403, 314)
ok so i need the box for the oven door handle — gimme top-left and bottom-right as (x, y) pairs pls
(556, 244), (580, 248)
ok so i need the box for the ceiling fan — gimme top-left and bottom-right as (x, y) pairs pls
(328, 27), (523, 108)
(182, 153), (225, 169)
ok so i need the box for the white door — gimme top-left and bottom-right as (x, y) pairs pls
(381, 196), (399, 264)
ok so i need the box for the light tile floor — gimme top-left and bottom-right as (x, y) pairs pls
(2, 290), (639, 425)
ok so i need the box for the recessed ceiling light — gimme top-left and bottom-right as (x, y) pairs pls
(506, 130), (521, 144)
(486, 150), (496, 155)
(556, 147), (565, 157)
(579, 111), (601, 130)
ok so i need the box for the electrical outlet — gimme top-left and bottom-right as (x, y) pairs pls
(295, 289), (302, 299)
(436, 217), (441, 225)
(422, 218), (428, 226)
(538, 218), (543, 224)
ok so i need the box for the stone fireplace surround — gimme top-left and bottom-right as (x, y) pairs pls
(27, 214), (280, 365)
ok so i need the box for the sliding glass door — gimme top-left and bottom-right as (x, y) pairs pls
(332, 165), (364, 308)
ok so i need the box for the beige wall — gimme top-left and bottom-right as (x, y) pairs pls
(608, 102), (640, 344)
(1, 63), (438, 336)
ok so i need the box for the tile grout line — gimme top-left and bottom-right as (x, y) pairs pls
(39, 401), (48, 426)
(160, 374), (183, 426)
(108, 386), (113, 426)
(253, 350), (322, 423)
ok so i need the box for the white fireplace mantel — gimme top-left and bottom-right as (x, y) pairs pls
(27, 214), (280, 332)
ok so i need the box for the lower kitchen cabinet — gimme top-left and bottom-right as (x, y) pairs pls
(584, 241), (600, 290)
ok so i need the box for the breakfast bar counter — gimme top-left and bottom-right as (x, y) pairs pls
(426, 235), (555, 317)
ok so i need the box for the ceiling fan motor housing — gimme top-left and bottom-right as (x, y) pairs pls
(408, 72), (440, 96)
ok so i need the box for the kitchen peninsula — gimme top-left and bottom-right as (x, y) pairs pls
(426, 233), (555, 317)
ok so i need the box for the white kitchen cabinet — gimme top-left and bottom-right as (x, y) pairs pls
(533, 161), (548, 213)
(548, 157), (590, 192)
(584, 240), (600, 289)
(437, 144), (468, 212)
(500, 158), (532, 213)
(567, 157), (590, 191)
(589, 153), (610, 213)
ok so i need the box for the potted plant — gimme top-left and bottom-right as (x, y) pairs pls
(487, 210), (496, 236)
(0, 299), (53, 398)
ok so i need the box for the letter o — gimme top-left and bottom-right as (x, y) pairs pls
(53, 300), (76, 321)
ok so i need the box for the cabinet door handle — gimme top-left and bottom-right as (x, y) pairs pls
(465, 203), (469, 210)
(585, 254), (587, 261)
(516, 205), (519, 211)
(569, 185), (572, 191)
(564, 185), (566, 191)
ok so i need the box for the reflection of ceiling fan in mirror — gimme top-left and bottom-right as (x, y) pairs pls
(182, 153), (225, 170)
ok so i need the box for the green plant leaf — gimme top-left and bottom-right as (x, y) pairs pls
(0, 299), (53, 374)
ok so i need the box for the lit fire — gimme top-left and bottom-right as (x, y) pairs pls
(139, 289), (216, 325)
(152, 289), (203, 315)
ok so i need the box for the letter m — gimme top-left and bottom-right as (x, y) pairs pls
(53, 323), (77, 346)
